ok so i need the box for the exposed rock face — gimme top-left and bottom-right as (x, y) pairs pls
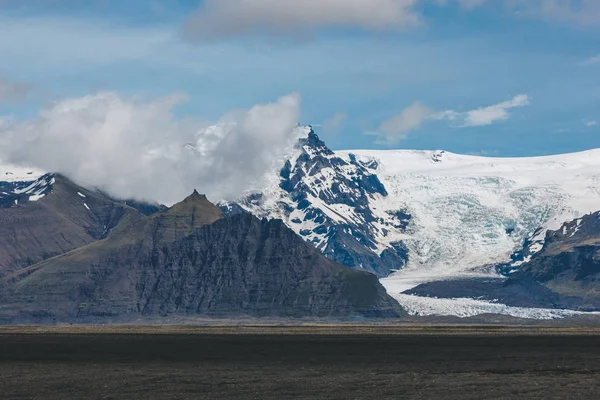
(505, 211), (600, 310)
(1, 193), (404, 321)
(221, 128), (409, 278)
(0, 174), (143, 277)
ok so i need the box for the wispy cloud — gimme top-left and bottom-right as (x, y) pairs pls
(0, 76), (30, 103)
(372, 95), (530, 144)
(586, 120), (598, 127)
(450, 0), (600, 25)
(375, 102), (433, 144)
(580, 55), (600, 66)
(453, 94), (530, 127)
(322, 112), (348, 134)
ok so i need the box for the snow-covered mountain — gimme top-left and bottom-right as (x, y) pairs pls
(0, 162), (164, 215)
(0, 162), (48, 208)
(225, 127), (600, 318)
(220, 127), (410, 277)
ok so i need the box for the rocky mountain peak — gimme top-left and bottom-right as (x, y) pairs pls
(222, 127), (410, 277)
(148, 191), (225, 244)
(167, 191), (221, 216)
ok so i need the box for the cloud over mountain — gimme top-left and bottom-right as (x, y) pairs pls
(0, 92), (302, 204)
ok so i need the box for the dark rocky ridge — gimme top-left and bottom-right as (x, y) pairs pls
(0, 174), (143, 278)
(0, 192), (404, 322)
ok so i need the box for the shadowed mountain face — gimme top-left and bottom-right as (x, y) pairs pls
(1, 192), (403, 322)
(0, 174), (143, 277)
(505, 211), (600, 310)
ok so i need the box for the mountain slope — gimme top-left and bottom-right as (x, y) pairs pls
(1, 193), (403, 321)
(0, 173), (144, 277)
(504, 211), (600, 310)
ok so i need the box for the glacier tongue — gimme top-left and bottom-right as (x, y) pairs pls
(391, 293), (599, 320)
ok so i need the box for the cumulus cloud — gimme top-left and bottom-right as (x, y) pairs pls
(0, 92), (302, 204)
(374, 102), (434, 144)
(322, 112), (348, 134)
(0, 77), (30, 103)
(184, 0), (420, 39)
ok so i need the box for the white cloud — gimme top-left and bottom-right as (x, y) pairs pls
(322, 112), (348, 134)
(581, 55), (600, 66)
(0, 77), (29, 103)
(372, 94), (530, 144)
(459, 94), (530, 127)
(376, 102), (434, 144)
(184, 0), (420, 39)
(586, 120), (598, 127)
(0, 92), (302, 204)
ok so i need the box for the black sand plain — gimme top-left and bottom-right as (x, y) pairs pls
(1, 326), (600, 399)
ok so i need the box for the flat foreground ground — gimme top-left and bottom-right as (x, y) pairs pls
(1, 326), (600, 399)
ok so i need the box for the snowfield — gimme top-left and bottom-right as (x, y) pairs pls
(338, 148), (600, 317)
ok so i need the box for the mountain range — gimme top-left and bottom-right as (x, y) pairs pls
(0, 171), (402, 323)
(2, 126), (600, 321)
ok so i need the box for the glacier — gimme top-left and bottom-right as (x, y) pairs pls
(339, 148), (600, 317)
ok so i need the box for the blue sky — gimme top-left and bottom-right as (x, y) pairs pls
(0, 0), (599, 156)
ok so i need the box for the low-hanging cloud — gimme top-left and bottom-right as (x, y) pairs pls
(184, 0), (420, 39)
(0, 92), (302, 205)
